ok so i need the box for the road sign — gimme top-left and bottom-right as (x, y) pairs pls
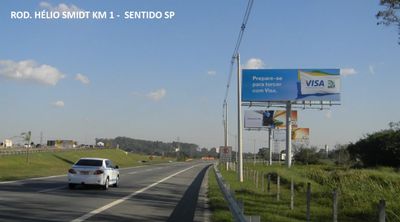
(219, 146), (232, 163)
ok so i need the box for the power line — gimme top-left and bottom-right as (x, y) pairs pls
(222, 0), (254, 117)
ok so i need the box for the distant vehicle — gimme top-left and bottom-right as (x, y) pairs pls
(67, 158), (119, 190)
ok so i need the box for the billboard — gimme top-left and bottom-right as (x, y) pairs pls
(242, 69), (340, 101)
(292, 128), (310, 144)
(273, 128), (310, 144)
(244, 110), (297, 129)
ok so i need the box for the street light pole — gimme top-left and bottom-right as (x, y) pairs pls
(224, 101), (229, 149)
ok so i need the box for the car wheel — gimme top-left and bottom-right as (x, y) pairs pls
(68, 183), (75, 189)
(113, 176), (119, 187)
(103, 177), (109, 190)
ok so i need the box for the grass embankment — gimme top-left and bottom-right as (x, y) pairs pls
(208, 168), (233, 222)
(213, 163), (400, 222)
(0, 149), (172, 181)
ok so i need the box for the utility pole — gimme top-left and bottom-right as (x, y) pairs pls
(224, 101), (229, 149)
(237, 53), (243, 182)
(224, 101), (230, 170)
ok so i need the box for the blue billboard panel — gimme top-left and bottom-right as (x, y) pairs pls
(242, 69), (340, 101)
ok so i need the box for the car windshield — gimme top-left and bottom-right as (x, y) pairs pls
(75, 159), (103, 166)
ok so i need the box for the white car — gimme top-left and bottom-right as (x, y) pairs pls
(67, 158), (119, 189)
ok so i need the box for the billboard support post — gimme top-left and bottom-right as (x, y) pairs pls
(237, 53), (243, 182)
(286, 101), (292, 167)
(268, 128), (273, 165)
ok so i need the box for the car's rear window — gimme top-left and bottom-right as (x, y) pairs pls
(75, 159), (103, 166)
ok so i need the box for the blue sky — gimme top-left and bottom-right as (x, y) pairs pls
(0, 1), (399, 152)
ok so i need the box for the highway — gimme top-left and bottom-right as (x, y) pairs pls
(0, 161), (212, 222)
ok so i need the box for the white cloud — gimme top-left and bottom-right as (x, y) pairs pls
(146, 88), (167, 101)
(340, 68), (357, 76)
(243, 58), (265, 69)
(207, 70), (217, 76)
(0, 60), (65, 85)
(325, 110), (332, 119)
(39, 1), (82, 12)
(53, 100), (65, 108)
(368, 65), (375, 75)
(75, 73), (90, 84)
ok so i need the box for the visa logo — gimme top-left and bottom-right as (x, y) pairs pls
(306, 80), (324, 87)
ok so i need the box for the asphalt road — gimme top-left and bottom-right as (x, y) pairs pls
(0, 161), (212, 222)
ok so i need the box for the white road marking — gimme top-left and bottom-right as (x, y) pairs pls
(119, 165), (146, 171)
(29, 175), (65, 180)
(0, 181), (17, 184)
(70, 164), (201, 222)
(0, 174), (65, 184)
(127, 167), (162, 175)
(38, 185), (66, 193)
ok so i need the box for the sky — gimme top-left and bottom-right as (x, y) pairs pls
(0, 0), (399, 153)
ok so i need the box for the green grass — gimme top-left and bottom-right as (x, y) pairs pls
(208, 168), (234, 222)
(0, 148), (172, 181)
(214, 163), (400, 222)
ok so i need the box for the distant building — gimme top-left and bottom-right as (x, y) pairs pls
(47, 140), (76, 148)
(2, 139), (13, 148)
(201, 156), (215, 161)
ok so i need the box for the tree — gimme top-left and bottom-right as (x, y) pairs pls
(347, 122), (400, 167)
(258, 148), (269, 160)
(293, 147), (321, 165)
(21, 131), (32, 147)
(21, 131), (32, 163)
(376, 0), (400, 44)
(329, 144), (351, 166)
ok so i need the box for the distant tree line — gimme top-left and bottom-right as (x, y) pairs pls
(95, 136), (218, 159)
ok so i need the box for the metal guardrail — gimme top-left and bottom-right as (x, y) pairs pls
(213, 164), (247, 222)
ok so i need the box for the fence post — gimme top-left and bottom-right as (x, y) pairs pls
(379, 199), (386, 222)
(332, 189), (338, 222)
(262, 173), (265, 192)
(256, 171), (259, 189)
(267, 174), (271, 193)
(277, 175), (280, 201)
(290, 177), (294, 210)
(253, 170), (256, 185)
(306, 182), (311, 222)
